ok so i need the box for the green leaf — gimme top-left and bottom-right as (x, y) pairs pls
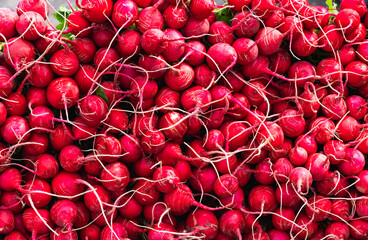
(215, 7), (233, 25)
(95, 87), (109, 104)
(325, 0), (338, 14)
(54, 5), (72, 31)
(0, 42), (4, 52)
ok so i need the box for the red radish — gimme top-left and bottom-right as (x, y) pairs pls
(186, 209), (218, 239)
(100, 162), (130, 192)
(275, 183), (301, 207)
(23, 132), (49, 156)
(147, 223), (176, 240)
(278, 109), (305, 138)
(305, 195), (332, 221)
(159, 111), (188, 140)
(190, 166), (217, 193)
(69, 38), (97, 64)
(335, 45), (356, 66)
(17, 0), (49, 19)
(272, 207), (295, 231)
(208, 21), (234, 45)
(141, 130), (165, 154)
(318, 25), (344, 52)
(22, 208), (54, 238)
(3, 92), (27, 116)
(67, 11), (91, 37)
(232, 38), (259, 65)
(338, 148), (365, 176)
(100, 222), (128, 239)
(1, 116), (30, 144)
(255, 27), (283, 55)
(50, 49), (79, 77)
(28, 63), (54, 88)
(77, 0), (113, 23)
(336, 116), (361, 142)
(183, 41), (206, 66)
(291, 213), (318, 239)
(213, 174), (239, 198)
(164, 63), (194, 91)
(50, 200), (78, 232)
(163, 5), (188, 29)
(268, 229), (289, 240)
(154, 87), (181, 113)
(95, 135), (122, 163)
(305, 153), (330, 181)
(335, 9), (360, 34)
(116, 29), (141, 58)
(79, 95), (108, 127)
(140, 29), (165, 55)
(316, 171), (349, 197)
(47, 77), (79, 109)
(255, 122), (284, 151)
(138, 54), (166, 79)
(232, 11), (260, 38)
(112, 0), (138, 28)
(346, 95), (367, 120)
(0, 8), (19, 40)
(16, 11), (46, 41)
(83, 184), (111, 212)
(133, 179), (160, 206)
(92, 23), (115, 48)
(5, 231), (27, 240)
(0, 66), (14, 98)
(301, 5), (329, 30)
(254, 160), (274, 185)
(28, 106), (54, 131)
(323, 140), (347, 165)
(291, 29), (318, 57)
(175, 160), (192, 182)
(350, 220), (368, 239)
(58, 145), (84, 173)
(0, 210), (14, 234)
(119, 195), (143, 219)
(346, 61), (368, 88)
(189, 0), (216, 20)
(51, 171), (85, 201)
(74, 65), (98, 94)
(219, 210), (245, 239)
(162, 29), (185, 63)
(182, 17), (210, 38)
(34, 154), (59, 179)
(308, 117), (335, 145)
(248, 185), (277, 212)
(228, 0), (251, 11)
(136, 6), (164, 33)
(26, 87), (48, 107)
(79, 224), (101, 240)
(94, 47), (120, 71)
(288, 167), (313, 193)
(153, 166), (180, 193)
(0, 191), (22, 213)
(207, 43), (237, 73)
(325, 222), (350, 240)
(49, 124), (73, 151)
(273, 158), (293, 182)
(3, 38), (35, 70)
(346, 22), (366, 43)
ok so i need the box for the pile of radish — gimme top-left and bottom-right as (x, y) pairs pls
(2, 0), (368, 239)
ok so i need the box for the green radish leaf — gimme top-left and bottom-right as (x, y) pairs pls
(54, 5), (72, 32)
(325, 0), (338, 14)
(0, 42), (4, 52)
(95, 87), (109, 104)
(215, 6), (233, 25)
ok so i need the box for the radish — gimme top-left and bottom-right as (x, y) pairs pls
(232, 38), (258, 65)
(34, 154), (59, 179)
(17, 0), (48, 19)
(345, 61), (368, 88)
(323, 140), (347, 165)
(0, 191), (22, 213)
(50, 200), (78, 237)
(305, 195), (332, 221)
(77, 0), (113, 23)
(69, 38), (97, 64)
(338, 148), (365, 176)
(100, 161), (130, 192)
(116, 29), (142, 58)
(133, 179), (160, 206)
(143, 203), (173, 224)
(1, 116), (30, 144)
(335, 9), (360, 34)
(119, 195), (143, 219)
(163, 5), (188, 29)
(325, 222), (350, 240)
(288, 167), (313, 194)
(232, 11), (260, 38)
(3, 37), (35, 70)
(22, 208), (54, 239)
(189, 0), (217, 20)
(112, 0), (138, 28)
(219, 210), (245, 239)
(136, 6), (164, 33)
(51, 171), (85, 201)
(272, 207), (295, 231)
(16, 11), (46, 41)
(190, 166), (217, 193)
(350, 220), (368, 239)
(291, 29), (318, 57)
(50, 49), (79, 77)
(186, 209), (218, 239)
(26, 87), (48, 107)
(46, 77), (79, 109)
(254, 27), (283, 56)
(161, 29), (185, 63)
(67, 11), (91, 37)
(248, 185), (277, 212)
(206, 43), (237, 73)
(79, 224), (101, 240)
(92, 23), (115, 48)
(0, 210), (15, 234)
(0, 8), (18, 40)
(182, 17), (210, 38)
(208, 21), (234, 45)
(305, 153), (330, 181)
(4, 92), (27, 116)
(100, 222), (128, 239)
(164, 63), (194, 91)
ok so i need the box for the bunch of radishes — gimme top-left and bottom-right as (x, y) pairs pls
(1, 0), (368, 239)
